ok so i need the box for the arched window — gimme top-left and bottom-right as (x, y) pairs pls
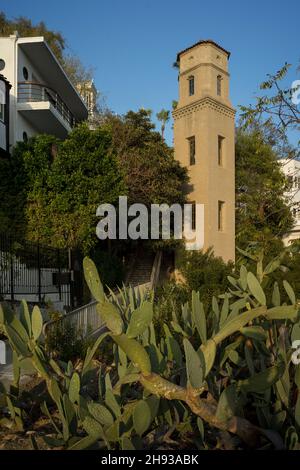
(217, 75), (222, 96)
(188, 75), (195, 96)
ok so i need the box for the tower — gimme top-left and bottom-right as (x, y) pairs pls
(173, 40), (235, 262)
(77, 80), (98, 120)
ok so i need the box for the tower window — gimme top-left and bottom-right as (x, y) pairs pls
(188, 76), (195, 96)
(23, 131), (28, 142)
(217, 75), (222, 96)
(218, 201), (225, 231)
(188, 136), (196, 165)
(191, 201), (196, 230)
(218, 135), (224, 166)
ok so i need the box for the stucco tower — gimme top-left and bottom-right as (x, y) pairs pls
(173, 40), (235, 262)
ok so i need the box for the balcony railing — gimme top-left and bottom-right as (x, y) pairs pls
(18, 81), (76, 128)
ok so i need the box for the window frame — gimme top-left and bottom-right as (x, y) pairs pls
(191, 201), (196, 231)
(0, 103), (4, 123)
(218, 135), (224, 166)
(217, 75), (222, 96)
(188, 135), (196, 165)
(188, 75), (195, 96)
(218, 200), (225, 231)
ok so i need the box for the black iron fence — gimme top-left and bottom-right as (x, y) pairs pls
(0, 234), (83, 309)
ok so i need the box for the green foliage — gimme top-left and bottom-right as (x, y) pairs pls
(239, 63), (300, 150)
(1, 250), (300, 450)
(0, 11), (65, 61)
(173, 248), (234, 310)
(5, 126), (125, 252)
(45, 320), (92, 362)
(235, 129), (293, 249)
(3, 110), (188, 258)
(102, 109), (188, 208)
(0, 11), (93, 88)
(156, 108), (170, 139)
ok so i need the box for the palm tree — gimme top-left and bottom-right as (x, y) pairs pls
(156, 108), (170, 140)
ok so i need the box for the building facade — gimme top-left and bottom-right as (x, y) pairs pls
(0, 34), (88, 150)
(77, 80), (98, 120)
(0, 73), (11, 155)
(173, 40), (236, 262)
(281, 158), (300, 245)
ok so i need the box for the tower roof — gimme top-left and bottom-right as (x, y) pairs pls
(176, 39), (231, 63)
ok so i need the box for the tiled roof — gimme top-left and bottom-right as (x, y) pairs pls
(176, 39), (231, 63)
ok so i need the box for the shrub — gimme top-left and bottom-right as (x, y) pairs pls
(1, 252), (300, 450)
(172, 247), (234, 309)
(45, 320), (92, 362)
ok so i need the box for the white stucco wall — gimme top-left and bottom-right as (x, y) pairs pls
(0, 35), (86, 149)
(280, 158), (300, 245)
(0, 121), (6, 150)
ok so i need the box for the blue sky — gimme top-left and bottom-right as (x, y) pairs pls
(3, 0), (300, 144)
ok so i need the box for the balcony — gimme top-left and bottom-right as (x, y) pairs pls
(17, 81), (77, 138)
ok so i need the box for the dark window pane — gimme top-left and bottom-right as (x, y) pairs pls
(188, 136), (196, 165)
(218, 201), (224, 231)
(192, 202), (196, 230)
(218, 135), (224, 165)
(217, 75), (222, 96)
(189, 76), (194, 96)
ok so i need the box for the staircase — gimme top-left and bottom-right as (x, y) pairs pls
(125, 251), (155, 287)
(44, 250), (162, 339)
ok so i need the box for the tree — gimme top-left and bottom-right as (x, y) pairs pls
(0, 12), (65, 62)
(176, 247), (234, 309)
(235, 128), (294, 249)
(102, 109), (188, 208)
(240, 63), (300, 155)
(156, 108), (170, 140)
(0, 11), (93, 87)
(4, 111), (188, 252)
(10, 125), (125, 253)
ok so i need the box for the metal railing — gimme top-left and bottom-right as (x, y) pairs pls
(18, 81), (76, 128)
(0, 233), (73, 306)
(43, 251), (163, 339)
(149, 251), (162, 290)
(44, 300), (101, 338)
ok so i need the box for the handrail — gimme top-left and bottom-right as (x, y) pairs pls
(43, 300), (100, 338)
(44, 253), (162, 339)
(149, 251), (162, 290)
(18, 81), (65, 98)
(17, 81), (76, 128)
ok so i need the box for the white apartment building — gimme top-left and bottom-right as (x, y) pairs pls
(0, 33), (88, 150)
(0, 73), (11, 154)
(280, 158), (300, 245)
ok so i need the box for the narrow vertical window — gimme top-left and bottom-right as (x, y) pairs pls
(218, 201), (224, 231)
(188, 136), (195, 165)
(188, 76), (195, 96)
(218, 135), (224, 166)
(191, 201), (196, 230)
(217, 75), (222, 96)
(0, 103), (4, 122)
